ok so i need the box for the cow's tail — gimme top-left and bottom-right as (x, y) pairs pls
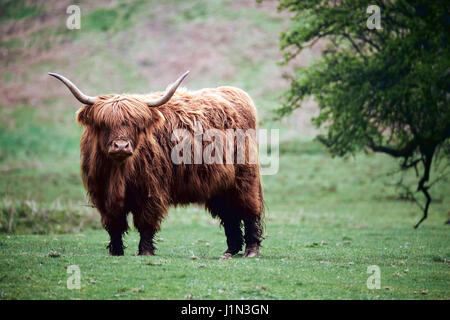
(258, 177), (265, 218)
(257, 173), (266, 243)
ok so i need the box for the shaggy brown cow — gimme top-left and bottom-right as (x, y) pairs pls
(49, 71), (264, 258)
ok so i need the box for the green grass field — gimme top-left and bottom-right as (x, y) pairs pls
(0, 0), (449, 300)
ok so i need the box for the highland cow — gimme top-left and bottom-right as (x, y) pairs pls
(49, 71), (264, 258)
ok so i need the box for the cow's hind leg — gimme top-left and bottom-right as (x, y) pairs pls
(206, 195), (243, 257)
(243, 215), (263, 258)
(234, 170), (264, 258)
(103, 214), (128, 256)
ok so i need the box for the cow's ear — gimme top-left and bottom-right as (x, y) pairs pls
(76, 105), (93, 126)
(147, 108), (166, 131)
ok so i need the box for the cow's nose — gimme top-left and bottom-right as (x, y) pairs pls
(109, 140), (133, 158)
(113, 141), (129, 150)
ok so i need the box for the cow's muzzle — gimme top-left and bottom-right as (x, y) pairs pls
(108, 139), (133, 160)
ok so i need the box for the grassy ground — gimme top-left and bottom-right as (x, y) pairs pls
(0, 0), (449, 300)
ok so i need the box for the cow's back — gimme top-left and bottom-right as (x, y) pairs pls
(145, 86), (259, 204)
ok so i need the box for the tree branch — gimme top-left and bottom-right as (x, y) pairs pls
(414, 145), (436, 228)
(368, 138), (418, 158)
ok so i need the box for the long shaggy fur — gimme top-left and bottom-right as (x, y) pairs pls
(77, 86), (264, 255)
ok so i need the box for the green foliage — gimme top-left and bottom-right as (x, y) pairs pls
(277, 0), (450, 226)
(0, 0), (43, 22)
(0, 106), (79, 164)
(84, 8), (120, 32)
(0, 37), (23, 51)
(181, 2), (210, 21)
(0, 198), (101, 234)
(83, 2), (143, 33)
(0, 106), (85, 206)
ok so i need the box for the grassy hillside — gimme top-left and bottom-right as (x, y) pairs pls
(0, 0), (449, 299)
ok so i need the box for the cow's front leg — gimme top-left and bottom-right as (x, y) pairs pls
(104, 214), (128, 256)
(133, 200), (166, 256)
(138, 227), (157, 256)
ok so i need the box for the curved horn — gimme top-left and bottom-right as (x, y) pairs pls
(48, 73), (97, 105)
(146, 71), (189, 107)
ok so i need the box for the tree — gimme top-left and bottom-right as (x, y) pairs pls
(275, 0), (450, 227)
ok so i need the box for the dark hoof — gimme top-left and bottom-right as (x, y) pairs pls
(224, 248), (241, 255)
(220, 252), (232, 260)
(243, 245), (260, 258)
(108, 243), (124, 256)
(220, 247), (241, 260)
(138, 250), (155, 256)
(109, 249), (124, 256)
